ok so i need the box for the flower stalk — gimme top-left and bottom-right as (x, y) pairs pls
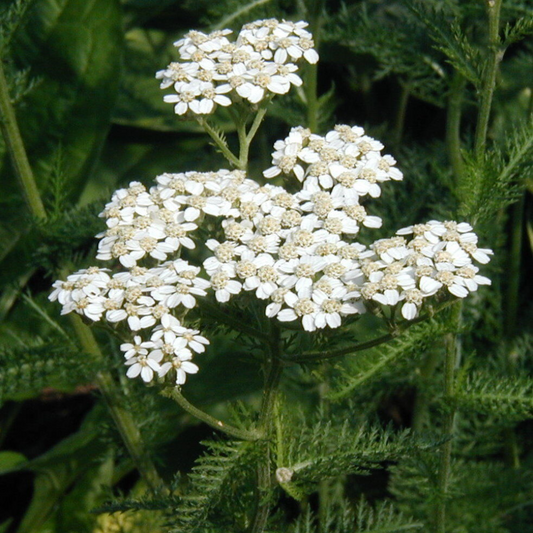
(305, 0), (325, 132)
(474, 0), (503, 159)
(0, 60), (46, 219)
(435, 302), (461, 533)
(163, 387), (261, 441)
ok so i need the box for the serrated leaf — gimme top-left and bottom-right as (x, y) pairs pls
(328, 319), (450, 400)
(454, 371), (533, 420)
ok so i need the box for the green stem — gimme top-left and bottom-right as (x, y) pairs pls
(289, 299), (456, 363)
(392, 84), (410, 149)
(411, 348), (441, 433)
(246, 106), (268, 145)
(249, 327), (283, 533)
(163, 388), (260, 441)
(474, 0), (503, 160)
(69, 314), (165, 492)
(435, 303), (461, 533)
(446, 73), (466, 184)
(305, 0), (324, 132)
(198, 117), (242, 169)
(501, 193), (525, 469)
(235, 106), (269, 170)
(237, 119), (248, 170)
(317, 366), (330, 530)
(0, 60), (46, 219)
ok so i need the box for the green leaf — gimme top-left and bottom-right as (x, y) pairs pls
(458, 119), (533, 222)
(289, 494), (423, 532)
(279, 410), (429, 496)
(454, 371), (533, 420)
(0, 0), (124, 204)
(410, 5), (482, 87)
(0, 450), (27, 474)
(328, 318), (451, 401)
(14, 403), (111, 533)
(114, 28), (235, 133)
(0, 0), (35, 56)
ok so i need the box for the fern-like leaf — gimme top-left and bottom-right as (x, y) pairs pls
(410, 4), (483, 86)
(328, 318), (451, 400)
(168, 438), (253, 533)
(289, 497), (423, 532)
(458, 119), (533, 222)
(278, 411), (432, 497)
(454, 371), (533, 420)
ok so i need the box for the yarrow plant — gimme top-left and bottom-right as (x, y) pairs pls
(4, 0), (529, 530)
(49, 20), (492, 389)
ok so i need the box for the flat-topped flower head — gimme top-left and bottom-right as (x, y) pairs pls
(50, 109), (493, 388)
(158, 19), (318, 116)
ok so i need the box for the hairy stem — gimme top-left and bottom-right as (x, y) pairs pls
(235, 105), (269, 170)
(446, 73), (466, 184)
(474, 0), (503, 159)
(246, 106), (268, 145)
(411, 348), (441, 432)
(237, 118), (248, 170)
(198, 117), (242, 169)
(163, 388), (260, 441)
(435, 303), (461, 533)
(0, 60), (46, 219)
(249, 327), (283, 533)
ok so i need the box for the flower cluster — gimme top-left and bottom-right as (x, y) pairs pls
(156, 19), (318, 115)
(200, 125), (405, 331)
(360, 220), (492, 320)
(50, 126), (493, 388)
(50, 18), (492, 387)
(49, 261), (209, 384)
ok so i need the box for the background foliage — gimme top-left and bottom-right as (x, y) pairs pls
(0, 0), (532, 532)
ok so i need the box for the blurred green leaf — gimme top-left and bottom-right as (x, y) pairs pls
(114, 28), (235, 133)
(55, 454), (114, 533)
(0, 0), (124, 205)
(0, 450), (26, 474)
(13, 403), (111, 533)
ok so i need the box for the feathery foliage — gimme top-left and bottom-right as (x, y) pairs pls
(458, 119), (533, 222)
(0, 0), (531, 532)
(453, 370), (533, 420)
(289, 498), (423, 533)
(328, 318), (453, 400)
(167, 438), (255, 532)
